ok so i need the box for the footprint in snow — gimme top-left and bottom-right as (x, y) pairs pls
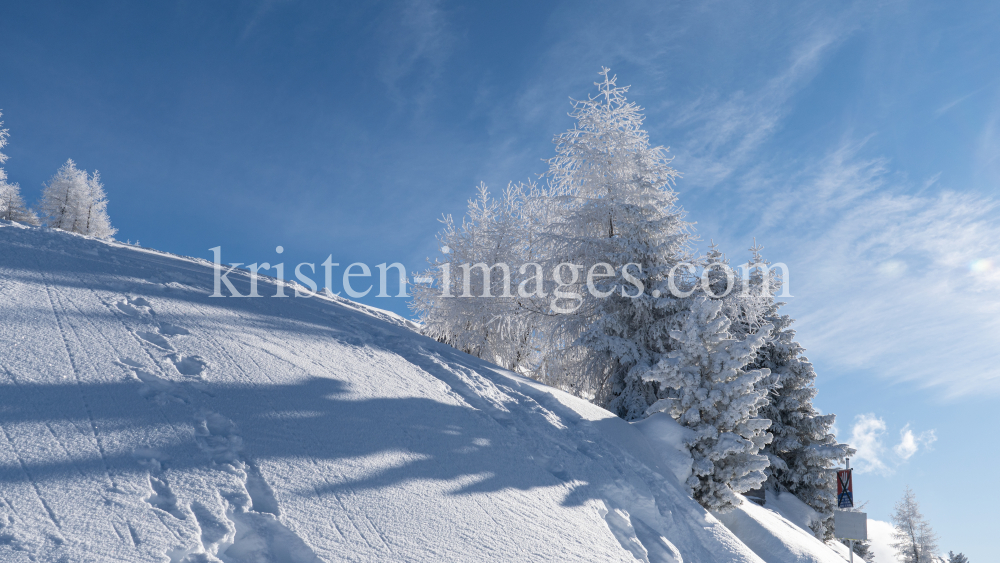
(135, 331), (174, 351)
(145, 476), (185, 521)
(158, 323), (190, 336)
(131, 369), (187, 405)
(170, 354), (207, 377)
(115, 296), (153, 316)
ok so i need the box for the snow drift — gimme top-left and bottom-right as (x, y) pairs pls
(0, 222), (847, 562)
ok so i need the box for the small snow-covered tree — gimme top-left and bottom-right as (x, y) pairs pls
(411, 182), (545, 373)
(40, 159), (87, 230)
(39, 159), (115, 238)
(0, 110), (9, 179)
(891, 486), (939, 563)
(947, 551), (969, 563)
(0, 113), (40, 225)
(76, 169), (115, 238)
(643, 296), (773, 511)
(0, 110), (9, 174)
(0, 180), (40, 225)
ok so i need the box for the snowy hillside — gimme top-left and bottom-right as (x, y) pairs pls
(0, 222), (851, 562)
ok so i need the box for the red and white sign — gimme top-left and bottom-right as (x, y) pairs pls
(837, 469), (853, 509)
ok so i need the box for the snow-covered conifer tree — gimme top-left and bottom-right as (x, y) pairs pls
(721, 244), (853, 537)
(40, 159), (115, 238)
(537, 68), (693, 413)
(643, 296), (773, 511)
(891, 486), (939, 563)
(947, 551), (969, 563)
(0, 110), (8, 180)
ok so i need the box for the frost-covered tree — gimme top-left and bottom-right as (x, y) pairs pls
(0, 111), (9, 173)
(411, 182), (545, 373)
(76, 169), (116, 238)
(0, 180), (39, 225)
(643, 296), (773, 511)
(40, 159), (87, 230)
(0, 113), (40, 225)
(891, 486), (939, 563)
(537, 67), (694, 413)
(414, 68), (694, 406)
(716, 243), (852, 537)
(39, 159), (116, 238)
(0, 110), (8, 183)
(947, 551), (969, 563)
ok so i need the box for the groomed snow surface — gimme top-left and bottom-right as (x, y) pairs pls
(0, 222), (859, 562)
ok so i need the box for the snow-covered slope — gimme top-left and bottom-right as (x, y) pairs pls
(0, 222), (778, 562)
(714, 491), (853, 563)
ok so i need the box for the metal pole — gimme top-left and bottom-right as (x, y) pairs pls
(849, 539), (854, 563)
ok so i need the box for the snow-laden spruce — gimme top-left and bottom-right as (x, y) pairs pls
(0, 112), (39, 225)
(714, 243), (852, 537)
(39, 158), (116, 238)
(415, 68), (695, 408)
(643, 296), (773, 512)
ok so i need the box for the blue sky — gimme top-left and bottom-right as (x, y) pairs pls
(2, 1), (998, 559)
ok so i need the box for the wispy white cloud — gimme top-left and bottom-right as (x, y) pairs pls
(850, 414), (890, 475)
(850, 414), (936, 475)
(934, 90), (980, 117)
(782, 142), (1000, 396)
(893, 424), (937, 460)
(671, 26), (846, 189)
(377, 0), (454, 110)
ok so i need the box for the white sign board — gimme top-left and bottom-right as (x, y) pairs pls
(834, 510), (868, 540)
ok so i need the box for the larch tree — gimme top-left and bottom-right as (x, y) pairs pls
(76, 169), (116, 238)
(411, 182), (546, 373)
(0, 112), (39, 225)
(0, 180), (39, 225)
(537, 67), (694, 415)
(891, 486), (939, 563)
(39, 159), (116, 238)
(40, 159), (87, 230)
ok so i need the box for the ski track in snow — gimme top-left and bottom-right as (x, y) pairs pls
(0, 223), (786, 562)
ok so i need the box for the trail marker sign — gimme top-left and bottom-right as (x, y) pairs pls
(837, 469), (853, 509)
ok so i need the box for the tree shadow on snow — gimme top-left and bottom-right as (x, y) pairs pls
(0, 225), (658, 513)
